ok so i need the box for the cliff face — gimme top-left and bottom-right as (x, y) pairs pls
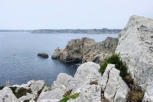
(52, 37), (118, 64)
(116, 15), (153, 101)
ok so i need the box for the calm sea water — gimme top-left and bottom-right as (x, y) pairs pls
(0, 32), (118, 86)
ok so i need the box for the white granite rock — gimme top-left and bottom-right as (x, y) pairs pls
(101, 64), (129, 102)
(37, 88), (64, 102)
(115, 15), (153, 101)
(69, 62), (101, 90)
(30, 80), (45, 95)
(68, 85), (101, 102)
(18, 93), (35, 102)
(51, 73), (73, 91)
(143, 82), (153, 102)
(116, 15), (153, 87)
(0, 87), (18, 102)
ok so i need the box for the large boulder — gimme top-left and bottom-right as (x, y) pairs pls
(52, 37), (118, 64)
(0, 87), (18, 102)
(116, 15), (153, 86)
(101, 64), (129, 102)
(37, 62), (102, 102)
(37, 88), (64, 102)
(66, 62), (102, 102)
(13, 80), (46, 102)
(115, 15), (153, 101)
(38, 88), (61, 102)
(68, 85), (101, 102)
(68, 62), (101, 91)
(51, 73), (74, 92)
(30, 80), (45, 95)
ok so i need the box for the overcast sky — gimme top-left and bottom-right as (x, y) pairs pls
(0, 0), (153, 29)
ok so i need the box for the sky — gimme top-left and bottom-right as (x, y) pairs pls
(0, 0), (153, 30)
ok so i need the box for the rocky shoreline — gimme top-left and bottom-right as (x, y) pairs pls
(52, 37), (118, 64)
(0, 15), (153, 102)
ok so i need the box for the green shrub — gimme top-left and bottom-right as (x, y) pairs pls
(99, 54), (128, 78)
(99, 54), (144, 102)
(0, 86), (4, 90)
(59, 93), (80, 102)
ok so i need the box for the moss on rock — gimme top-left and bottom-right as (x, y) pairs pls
(10, 87), (32, 98)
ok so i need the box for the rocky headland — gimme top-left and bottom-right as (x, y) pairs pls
(0, 15), (153, 102)
(52, 37), (118, 64)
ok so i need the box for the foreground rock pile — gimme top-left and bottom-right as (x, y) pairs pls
(52, 37), (118, 64)
(0, 62), (129, 102)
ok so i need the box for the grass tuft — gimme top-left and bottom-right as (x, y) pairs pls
(60, 93), (80, 102)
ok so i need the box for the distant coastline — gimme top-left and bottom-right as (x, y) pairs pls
(0, 30), (32, 32)
(32, 28), (121, 34)
(0, 28), (121, 34)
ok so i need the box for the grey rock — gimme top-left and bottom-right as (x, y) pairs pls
(68, 85), (101, 102)
(116, 15), (153, 86)
(0, 87), (18, 102)
(115, 15), (153, 101)
(143, 82), (153, 102)
(68, 62), (101, 91)
(51, 47), (61, 59)
(37, 88), (64, 102)
(37, 53), (49, 58)
(18, 93), (35, 102)
(101, 64), (129, 102)
(51, 73), (73, 91)
(52, 37), (118, 64)
(30, 80), (45, 95)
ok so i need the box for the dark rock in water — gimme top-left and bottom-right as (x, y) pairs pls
(52, 37), (118, 64)
(37, 53), (49, 58)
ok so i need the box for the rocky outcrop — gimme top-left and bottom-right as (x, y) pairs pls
(143, 83), (153, 102)
(8, 80), (46, 102)
(37, 53), (49, 58)
(52, 37), (118, 64)
(37, 62), (129, 102)
(0, 87), (19, 102)
(0, 62), (130, 102)
(101, 64), (129, 102)
(115, 15), (153, 101)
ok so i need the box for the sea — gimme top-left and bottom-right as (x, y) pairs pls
(0, 32), (118, 86)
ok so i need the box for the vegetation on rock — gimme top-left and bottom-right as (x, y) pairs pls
(23, 100), (30, 102)
(63, 89), (72, 97)
(59, 93), (80, 102)
(0, 86), (4, 90)
(99, 54), (128, 78)
(10, 87), (32, 98)
(99, 54), (144, 102)
(127, 88), (144, 102)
